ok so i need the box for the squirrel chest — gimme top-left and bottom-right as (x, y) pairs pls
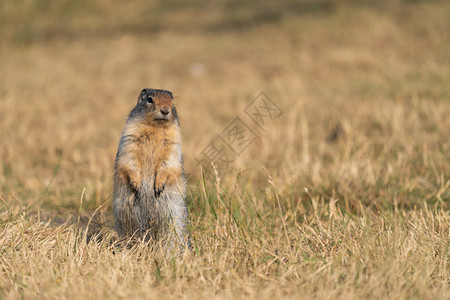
(118, 122), (182, 187)
(136, 124), (180, 175)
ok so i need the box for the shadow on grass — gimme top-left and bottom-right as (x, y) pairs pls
(27, 208), (115, 244)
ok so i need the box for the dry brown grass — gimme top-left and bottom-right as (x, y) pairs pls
(0, 0), (449, 298)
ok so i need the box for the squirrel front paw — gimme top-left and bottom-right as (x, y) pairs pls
(118, 166), (141, 192)
(128, 173), (142, 191)
(154, 174), (167, 198)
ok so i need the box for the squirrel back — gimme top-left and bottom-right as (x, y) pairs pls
(113, 89), (190, 250)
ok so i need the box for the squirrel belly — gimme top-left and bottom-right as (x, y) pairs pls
(113, 89), (190, 251)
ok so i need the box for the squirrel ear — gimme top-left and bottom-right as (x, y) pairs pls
(138, 89), (147, 103)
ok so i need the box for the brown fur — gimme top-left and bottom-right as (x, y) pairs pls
(113, 89), (190, 251)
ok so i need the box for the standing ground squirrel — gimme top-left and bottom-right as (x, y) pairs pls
(113, 89), (190, 251)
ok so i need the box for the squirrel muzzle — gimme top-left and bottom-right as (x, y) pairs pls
(154, 105), (172, 121)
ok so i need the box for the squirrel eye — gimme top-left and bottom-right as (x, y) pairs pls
(146, 96), (153, 104)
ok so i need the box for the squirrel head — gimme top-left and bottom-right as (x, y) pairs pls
(129, 89), (178, 126)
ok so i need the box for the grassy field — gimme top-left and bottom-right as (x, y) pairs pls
(0, 0), (449, 298)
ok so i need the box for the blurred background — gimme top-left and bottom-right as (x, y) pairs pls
(0, 0), (448, 212)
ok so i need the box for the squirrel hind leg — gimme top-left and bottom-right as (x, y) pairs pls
(113, 182), (141, 238)
(158, 192), (191, 251)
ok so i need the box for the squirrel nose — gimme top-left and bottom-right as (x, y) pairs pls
(160, 108), (170, 115)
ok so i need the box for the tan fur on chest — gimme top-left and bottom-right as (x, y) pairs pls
(120, 121), (181, 185)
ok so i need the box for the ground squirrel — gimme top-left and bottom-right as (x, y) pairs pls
(113, 89), (190, 251)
